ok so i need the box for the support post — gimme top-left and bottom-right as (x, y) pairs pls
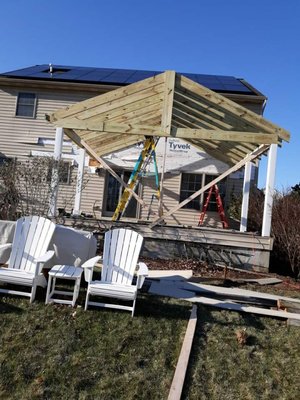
(240, 162), (252, 232)
(262, 144), (277, 237)
(73, 148), (86, 216)
(49, 127), (64, 217)
(158, 137), (168, 217)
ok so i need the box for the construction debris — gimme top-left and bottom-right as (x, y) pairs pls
(148, 280), (300, 322)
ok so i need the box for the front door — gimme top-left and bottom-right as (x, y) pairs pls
(103, 170), (138, 218)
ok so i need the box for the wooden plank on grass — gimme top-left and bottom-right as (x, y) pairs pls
(147, 270), (193, 280)
(168, 305), (197, 400)
(179, 281), (300, 305)
(190, 296), (300, 321)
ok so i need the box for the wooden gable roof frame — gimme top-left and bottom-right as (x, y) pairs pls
(46, 71), (290, 228)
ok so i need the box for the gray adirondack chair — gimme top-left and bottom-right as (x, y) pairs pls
(0, 216), (55, 302)
(83, 228), (148, 316)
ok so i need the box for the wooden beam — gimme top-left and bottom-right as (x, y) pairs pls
(161, 70), (176, 134)
(179, 75), (290, 142)
(168, 305), (197, 400)
(53, 119), (164, 136)
(149, 145), (270, 228)
(63, 129), (150, 211)
(55, 119), (278, 145)
(47, 73), (165, 122)
(174, 128), (278, 144)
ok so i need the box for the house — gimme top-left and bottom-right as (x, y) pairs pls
(0, 64), (267, 228)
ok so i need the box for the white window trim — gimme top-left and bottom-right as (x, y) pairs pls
(15, 92), (37, 119)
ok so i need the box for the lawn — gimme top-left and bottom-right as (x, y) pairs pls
(1, 284), (300, 400)
(183, 293), (300, 400)
(0, 289), (190, 400)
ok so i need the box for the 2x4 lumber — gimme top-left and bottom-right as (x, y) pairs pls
(149, 282), (300, 321)
(53, 120), (164, 136)
(189, 296), (300, 321)
(89, 92), (164, 123)
(161, 70), (176, 134)
(173, 128), (278, 144)
(167, 305), (197, 400)
(179, 75), (290, 142)
(56, 120), (276, 145)
(149, 144), (269, 228)
(179, 281), (300, 305)
(48, 73), (165, 122)
(63, 129), (149, 210)
(171, 110), (253, 160)
(175, 88), (263, 134)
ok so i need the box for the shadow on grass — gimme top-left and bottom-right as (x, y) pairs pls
(0, 300), (23, 314)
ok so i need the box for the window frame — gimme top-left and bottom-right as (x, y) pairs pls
(15, 92), (37, 119)
(179, 172), (227, 211)
(102, 170), (140, 218)
(46, 161), (72, 185)
(179, 173), (203, 210)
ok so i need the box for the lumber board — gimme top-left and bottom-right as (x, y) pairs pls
(53, 121), (164, 136)
(48, 73), (165, 122)
(179, 281), (300, 305)
(178, 75), (290, 142)
(173, 128), (278, 144)
(147, 270), (193, 280)
(149, 282), (300, 321)
(190, 296), (300, 320)
(150, 144), (269, 227)
(168, 305), (197, 400)
(161, 70), (176, 134)
(287, 319), (300, 327)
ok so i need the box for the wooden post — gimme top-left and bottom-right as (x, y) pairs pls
(158, 137), (168, 217)
(240, 162), (252, 232)
(73, 148), (86, 216)
(49, 127), (64, 217)
(262, 144), (277, 237)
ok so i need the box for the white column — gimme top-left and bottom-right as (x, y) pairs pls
(73, 148), (86, 215)
(48, 127), (64, 216)
(240, 162), (252, 232)
(262, 144), (278, 237)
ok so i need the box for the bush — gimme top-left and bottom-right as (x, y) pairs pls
(0, 157), (73, 220)
(228, 185), (300, 279)
(272, 189), (300, 279)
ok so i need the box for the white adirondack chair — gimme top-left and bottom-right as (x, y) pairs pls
(83, 228), (148, 316)
(0, 216), (55, 302)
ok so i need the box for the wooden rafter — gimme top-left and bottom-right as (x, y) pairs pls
(47, 70), (289, 167)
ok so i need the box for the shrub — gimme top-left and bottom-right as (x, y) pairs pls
(272, 189), (300, 279)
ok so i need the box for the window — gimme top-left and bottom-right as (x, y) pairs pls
(204, 175), (227, 212)
(103, 170), (138, 218)
(15, 93), (36, 118)
(47, 161), (72, 185)
(179, 173), (227, 211)
(180, 173), (202, 210)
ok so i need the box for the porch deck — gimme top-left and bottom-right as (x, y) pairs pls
(62, 217), (272, 272)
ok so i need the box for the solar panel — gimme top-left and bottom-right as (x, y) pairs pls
(0, 64), (255, 94)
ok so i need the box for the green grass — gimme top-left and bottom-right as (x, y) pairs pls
(0, 289), (190, 400)
(1, 285), (300, 400)
(183, 303), (300, 400)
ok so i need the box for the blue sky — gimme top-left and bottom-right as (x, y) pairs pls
(0, 0), (299, 188)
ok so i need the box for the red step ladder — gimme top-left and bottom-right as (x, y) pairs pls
(198, 184), (229, 229)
